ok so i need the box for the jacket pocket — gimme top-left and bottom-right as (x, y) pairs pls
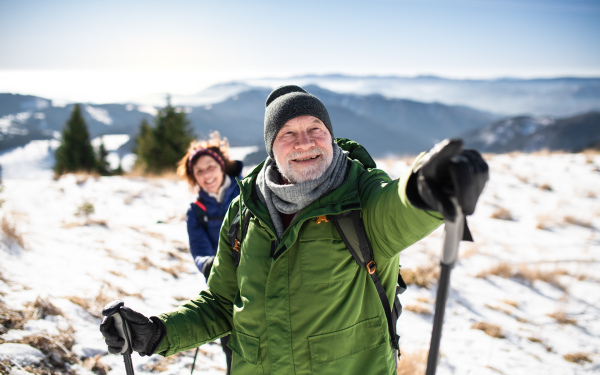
(308, 316), (385, 365)
(228, 330), (261, 366)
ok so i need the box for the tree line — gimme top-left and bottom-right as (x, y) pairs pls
(53, 98), (194, 178)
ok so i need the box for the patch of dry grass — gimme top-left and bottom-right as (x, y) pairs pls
(563, 216), (593, 228)
(502, 300), (519, 308)
(124, 168), (181, 180)
(67, 282), (141, 319)
(160, 263), (190, 278)
(397, 349), (428, 375)
(1, 214), (25, 248)
(20, 331), (79, 368)
(136, 254), (190, 279)
(0, 300), (27, 333)
(0, 360), (11, 375)
(471, 321), (505, 338)
(142, 351), (191, 372)
(0, 297), (85, 375)
(0, 297), (66, 337)
(401, 263), (440, 288)
(528, 336), (553, 352)
(477, 262), (513, 279)
(82, 354), (111, 375)
(25, 297), (65, 320)
(485, 303), (513, 316)
(490, 206), (514, 221)
(563, 352), (592, 365)
(404, 304), (431, 315)
(477, 262), (569, 291)
(136, 256), (154, 270)
(548, 310), (577, 325)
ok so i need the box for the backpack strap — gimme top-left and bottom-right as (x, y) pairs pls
(328, 210), (401, 353)
(192, 199), (225, 229)
(226, 203), (253, 267)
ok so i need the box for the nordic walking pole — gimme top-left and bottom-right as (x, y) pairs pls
(426, 198), (464, 375)
(191, 347), (199, 375)
(103, 300), (135, 375)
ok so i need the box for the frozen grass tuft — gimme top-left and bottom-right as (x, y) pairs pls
(563, 352), (592, 365)
(404, 304), (431, 315)
(401, 262), (439, 288)
(397, 349), (428, 375)
(547, 310), (577, 325)
(477, 262), (569, 291)
(490, 206), (514, 221)
(82, 354), (111, 375)
(1, 214), (24, 248)
(471, 321), (505, 338)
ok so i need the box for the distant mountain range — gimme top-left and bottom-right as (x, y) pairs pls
(152, 76), (600, 118)
(462, 111), (600, 153)
(228, 75), (600, 117)
(1, 75), (599, 160)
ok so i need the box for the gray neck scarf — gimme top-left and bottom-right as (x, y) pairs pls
(257, 143), (348, 239)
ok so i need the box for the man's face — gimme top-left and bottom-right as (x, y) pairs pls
(272, 115), (333, 184)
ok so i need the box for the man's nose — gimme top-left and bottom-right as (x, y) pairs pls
(295, 131), (315, 149)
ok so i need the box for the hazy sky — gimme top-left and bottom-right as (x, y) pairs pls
(1, 0), (599, 103)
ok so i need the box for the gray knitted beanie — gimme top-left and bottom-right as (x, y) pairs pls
(264, 85), (333, 158)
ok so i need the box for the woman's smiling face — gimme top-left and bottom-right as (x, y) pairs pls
(192, 155), (224, 193)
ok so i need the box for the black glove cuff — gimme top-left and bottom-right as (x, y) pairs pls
(406, 172), (434, 211)
(145, 317), (167, 356)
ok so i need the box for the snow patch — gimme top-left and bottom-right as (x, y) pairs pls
(137, 105), (158, 116)
(0, 343), (45, 366)
(84, 105), (113, 125)
(91, 134), (130, 151)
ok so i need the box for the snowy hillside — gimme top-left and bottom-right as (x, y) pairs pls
(0, 144), (599, 374)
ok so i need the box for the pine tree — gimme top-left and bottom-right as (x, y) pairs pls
(133, 118), (156, 172)
(134, 97), (194, 174)
(54, 104), (97, 176)
(96, 138), (111, 176)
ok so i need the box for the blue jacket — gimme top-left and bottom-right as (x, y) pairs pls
(187, 173), (241, 273)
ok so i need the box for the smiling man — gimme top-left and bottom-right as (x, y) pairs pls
(272, 115), (333, 184)
(100, 85), (489, 374)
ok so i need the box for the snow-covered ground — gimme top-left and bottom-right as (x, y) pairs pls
(0, 142), (599, 374)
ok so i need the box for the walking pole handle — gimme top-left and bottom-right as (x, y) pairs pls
(103, 300), (135, 375)
(102, 300), (133, 354)
(441, 197), (464, 266)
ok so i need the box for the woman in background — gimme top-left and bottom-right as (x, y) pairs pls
(177, 131), (242, 374)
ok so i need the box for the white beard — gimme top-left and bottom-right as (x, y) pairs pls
(275, 146), (333, 184)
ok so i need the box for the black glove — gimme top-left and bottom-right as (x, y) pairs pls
(100, 306), (166, 356)
(201, 256), (215, 280)
(407, 139), (489, 221)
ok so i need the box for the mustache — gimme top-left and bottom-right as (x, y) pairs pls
(285, 147), (327, 163)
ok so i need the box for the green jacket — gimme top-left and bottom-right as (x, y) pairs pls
(156, 139), (443, 374)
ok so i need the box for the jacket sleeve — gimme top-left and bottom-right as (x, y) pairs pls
(155, 199), (240, 357)
(360, 155), (444, 259)
(186, 206), (216, 272)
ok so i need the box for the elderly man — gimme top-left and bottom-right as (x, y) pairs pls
(101, 85), (488, 374)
